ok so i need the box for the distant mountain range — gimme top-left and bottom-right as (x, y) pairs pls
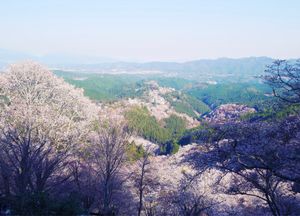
(0, 48), (297, 82)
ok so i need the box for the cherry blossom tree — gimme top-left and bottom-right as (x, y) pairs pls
(163, 175), (218, 216)
(263, 60), (300, 103)
(0, 61), (98, 214)
(85, 120), (131, 215)
(186, 116), (300, 216)
(128, 149), (162, 216)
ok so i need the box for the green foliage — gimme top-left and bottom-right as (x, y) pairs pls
(151, 77), (196, 90)
(274, 104), (300, 119)
(165, 114), (186, 139)
(187, 83), (272, 109)
(56, 71), (197, 102)
(172, 101), (198, 118)
(164, 92), (211, 118)
(67, 76), (144, 101)
(160, 114), (187, 154)
(185, 95), (211, 114)
(125, 106), (170, 144)
(170, 142), (180, 154)
(241, 104), (300, 121)
(55, 71), (145, 101)
(179, 122), (217, 145)
(125, 107), (188, 154)
(160, 140), (180, 155)
(126, 141), (147, 162)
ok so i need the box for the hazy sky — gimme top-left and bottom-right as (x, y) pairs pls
(0, 0), (300, 61)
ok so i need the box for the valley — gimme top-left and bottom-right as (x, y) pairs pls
(56, 70), (270, 155)
(0, 60), (299, 215)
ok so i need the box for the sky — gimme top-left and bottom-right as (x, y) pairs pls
(0, 0), (300, 62)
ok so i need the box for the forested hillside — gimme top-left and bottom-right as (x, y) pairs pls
(56, 70), (271, 110)
(0, 60), (299, 216)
